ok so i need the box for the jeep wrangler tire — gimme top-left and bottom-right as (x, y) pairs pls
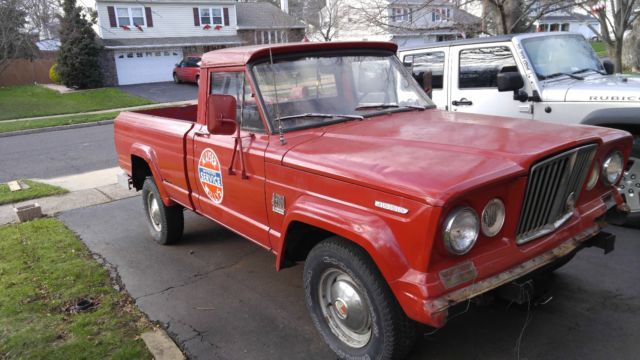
(142, 177), (184, 245)
(304, 237), (416, 360)
(620, 135), (640, 227)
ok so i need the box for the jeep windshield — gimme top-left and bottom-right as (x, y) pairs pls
(251, 52), (434, 132)
(521, 34), (605, 81)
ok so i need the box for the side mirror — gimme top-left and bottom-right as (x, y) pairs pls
(497, 72), (524, 92)
(602, 59), (614, 74)
(207, 94), (237, 135)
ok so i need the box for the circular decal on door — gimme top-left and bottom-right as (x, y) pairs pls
(198, 148), (224, 204)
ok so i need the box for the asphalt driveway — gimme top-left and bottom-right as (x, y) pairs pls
(118, 82), (198, 103)
(60, 198), (640, 360)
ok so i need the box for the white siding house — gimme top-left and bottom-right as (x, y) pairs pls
(534, 13), (601, 40)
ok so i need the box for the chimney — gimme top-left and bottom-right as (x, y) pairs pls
(281, 0), (289, 14)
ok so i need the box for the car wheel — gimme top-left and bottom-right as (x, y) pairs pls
(619, 135), (640, 226)
(196, 75), (200, 87)
(141, 177), (184, 245)
(173, 73), (180, 84)
(304, 237), (416, 360)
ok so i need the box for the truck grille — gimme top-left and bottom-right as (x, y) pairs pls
(516, 144), (597, 244)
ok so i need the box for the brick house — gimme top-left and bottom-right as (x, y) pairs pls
(85, 0), (305, 86)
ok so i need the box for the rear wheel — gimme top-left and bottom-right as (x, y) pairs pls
(142, 177), (184, 245)
(304, 237), (416, 360)
(196, 75), (200, 87)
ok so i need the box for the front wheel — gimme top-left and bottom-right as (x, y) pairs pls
(142, 177), (184, 245)
(619, 135), (640, 226)
(195, 75), (200, 87)
(304, 237), (416, 360)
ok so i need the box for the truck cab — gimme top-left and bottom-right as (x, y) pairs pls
(399, 33), (639, 222)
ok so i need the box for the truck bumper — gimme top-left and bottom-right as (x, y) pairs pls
(395, 194), (626, 328)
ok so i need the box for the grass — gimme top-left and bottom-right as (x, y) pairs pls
(0, 180), (68, 206)
(0, 111), (120, 134)
(0, 85), (152, 120)
(0, 218), (152, 359)
(592, 41), (608, 58)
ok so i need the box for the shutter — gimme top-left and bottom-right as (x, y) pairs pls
(107, 6), (117, 27)
(193, 8), (200, 26)
(223, 7), (229, 26)
(145, 7), (153, 27)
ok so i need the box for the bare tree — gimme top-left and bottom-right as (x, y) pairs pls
(579, 0), (640, 72)
(26, 0), (59, 39)
(482, 0), (587, 35)
(0, 0), (37, 73)
(313, 0), (350, 41)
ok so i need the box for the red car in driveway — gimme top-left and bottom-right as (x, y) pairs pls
(173, 55), (201, 85)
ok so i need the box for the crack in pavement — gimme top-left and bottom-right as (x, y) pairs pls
(166, 317), (229, 360)
(134, 248), (260, 302)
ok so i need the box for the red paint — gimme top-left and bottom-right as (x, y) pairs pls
(173, 54), (201, 83)
(114, 42), (633, 328)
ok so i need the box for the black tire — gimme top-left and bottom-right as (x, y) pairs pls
(619, 135), (640, 227)
(141, 177), (184, 245)
(173, 73), (181, 84)
(304, 237), (416, 360)
(195, 75), (200, 87)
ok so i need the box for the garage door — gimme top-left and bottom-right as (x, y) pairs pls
(115, 49), (183, 85)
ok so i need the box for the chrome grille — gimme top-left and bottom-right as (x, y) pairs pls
(516, 144), (597, 244)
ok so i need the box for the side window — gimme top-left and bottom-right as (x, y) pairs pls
(407, 51), (445, 89)
(210, 72), (265, 132)
(458, 47), (516, 89)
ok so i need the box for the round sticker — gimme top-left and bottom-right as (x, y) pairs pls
(198, 148), (224, 204)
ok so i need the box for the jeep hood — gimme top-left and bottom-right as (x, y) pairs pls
(282, 110), (618, 206)
(541, 74), (640, 102)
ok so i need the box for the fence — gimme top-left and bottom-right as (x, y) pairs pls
(0, 58), (56, 87)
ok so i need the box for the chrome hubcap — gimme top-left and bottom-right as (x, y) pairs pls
(619, 156), (640, 214)
(147, 192), (162, 232)
(318, 269), (372, 348)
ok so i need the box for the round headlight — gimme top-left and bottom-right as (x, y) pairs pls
(602, 151), (624, 185)
(443, 207), (479, 255)
(481, 198), (505, 237)
(585, 161), (599, 191)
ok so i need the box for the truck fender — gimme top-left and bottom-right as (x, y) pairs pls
(130, 143), (174, 206)
(581, 108), (640, 129)
(277, 194), (411, 283)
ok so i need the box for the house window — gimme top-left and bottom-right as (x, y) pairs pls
(561, 23), (570, 31)
(199, 7), (224, 25)
(255, 30), (288, 44)
(391, 7), (410, 22)
(116, 7), (146, 27)
(431, 8), (450, 22)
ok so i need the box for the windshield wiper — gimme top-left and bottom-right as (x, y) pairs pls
(572, 68), (607, 75)
(355, 103), (426, 111)
(538, 72), (584, 80)
(275, 113), (364, 122)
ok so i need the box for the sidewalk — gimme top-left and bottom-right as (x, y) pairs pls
(2, 100), (197, 123)
(0, 167), (138, 225)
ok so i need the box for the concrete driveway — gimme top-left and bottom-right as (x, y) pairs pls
(60, 198), (640, 360)
(119, 82), (198, 103)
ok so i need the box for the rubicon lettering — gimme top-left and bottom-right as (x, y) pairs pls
(589, 95), (638, 101)
(198, 148), (224, 204)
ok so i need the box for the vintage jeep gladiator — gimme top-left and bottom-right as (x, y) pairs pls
(398, 32), (640, 225)
(114, 41), (632, 359)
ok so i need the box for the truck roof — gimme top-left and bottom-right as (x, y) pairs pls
(398, 32), (579, 52)
(200, 41), (398, 68)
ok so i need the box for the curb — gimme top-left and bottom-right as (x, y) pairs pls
(141, 328), (186, 360)
(0, 120), (115, 138)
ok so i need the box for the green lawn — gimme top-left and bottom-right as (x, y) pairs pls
(0, 85), (152, 120)
(592, 41), (608, 58)
(0, 180), (68, 205)
(0, 219), (152, 359)
(0, 111), (120, 134)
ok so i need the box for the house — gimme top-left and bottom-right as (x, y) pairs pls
(533, 12), (600, 40)
(318, 0), (480, 49)
(86, 0), (305, 86)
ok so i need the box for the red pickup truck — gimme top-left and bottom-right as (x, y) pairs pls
(115, 41), (632, 359)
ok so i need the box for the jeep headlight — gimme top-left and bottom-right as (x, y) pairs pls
(443, 207), (479, 255)
(481, 198), (505, 237)
(602, 151), (624, 185)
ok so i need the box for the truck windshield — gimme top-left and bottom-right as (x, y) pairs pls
(521, 35), (605, 80)
(251, 53), (433, 131)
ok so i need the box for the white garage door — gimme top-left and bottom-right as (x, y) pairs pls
(115, 49), (183, 85)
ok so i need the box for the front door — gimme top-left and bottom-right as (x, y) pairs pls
(449, 44), (533, 119)
(192, 70), (271, 248)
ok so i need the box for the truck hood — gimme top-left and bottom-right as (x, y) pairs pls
(540, 74), (640, 102)
(282, 110), (615, 206)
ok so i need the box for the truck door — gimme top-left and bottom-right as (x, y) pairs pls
(449, 44), (533, 119)
(191, 70), (271, 249)
(402, 48), (448, 109)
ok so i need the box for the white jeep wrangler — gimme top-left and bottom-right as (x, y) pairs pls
(399, 32), (640, 223)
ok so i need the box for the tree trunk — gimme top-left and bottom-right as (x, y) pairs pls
(613, 42), (623, 73)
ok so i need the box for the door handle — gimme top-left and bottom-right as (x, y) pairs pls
(452, 98), (473, 106)
(194, 129), (209, 136)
